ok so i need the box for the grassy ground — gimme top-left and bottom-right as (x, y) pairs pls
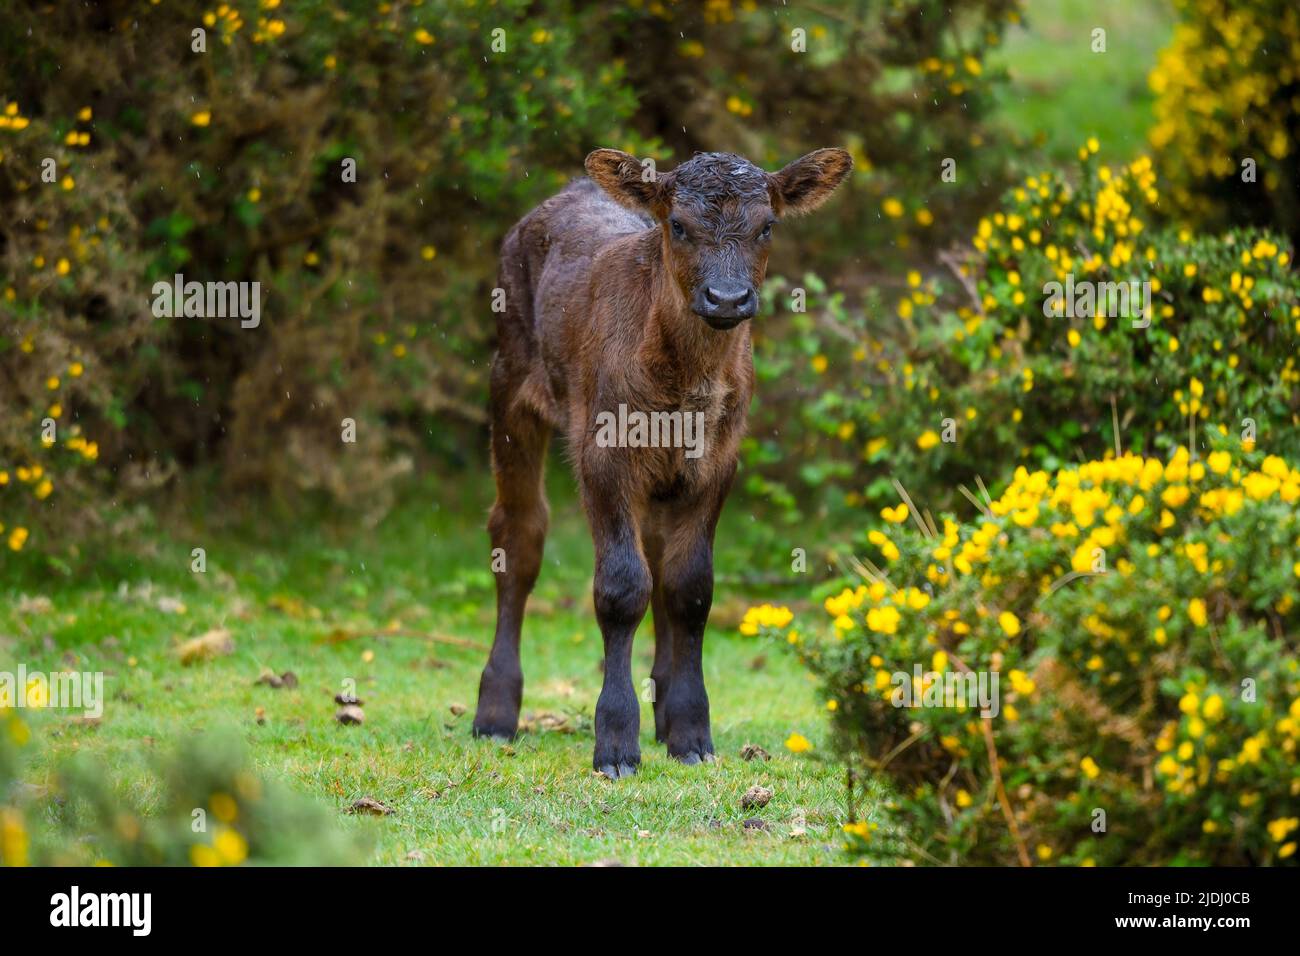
(990, 0), (1173, 163)
(1, 474), (859, 866)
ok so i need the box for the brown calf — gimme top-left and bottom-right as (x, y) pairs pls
(472, 147), (853, 777)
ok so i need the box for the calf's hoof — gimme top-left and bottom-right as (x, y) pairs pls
(471, 723), (516, 742)
(595, 761), (639, 780)
(667, 727), (715, 765)
(592, 740), (641, 780)
(674, 750), (715, 766)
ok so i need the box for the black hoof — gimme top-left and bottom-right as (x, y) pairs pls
(471, 723), (516, 742)
(673, 749), (715, 766)
(596, 762), (638, 780)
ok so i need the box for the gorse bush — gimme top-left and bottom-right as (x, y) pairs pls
(743, 146), (1300, 524)
(1, 0), (654, 556)
(1, 0), (1021, 558)
(1149, 0), (1300, 242)
(0, 712), (364, 867)
(761, 443), (1300, 866)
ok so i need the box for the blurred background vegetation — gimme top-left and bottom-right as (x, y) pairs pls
(0, 0), (1117, 559)
(5, 0), (1299, 566)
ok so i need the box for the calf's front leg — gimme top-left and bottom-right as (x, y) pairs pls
(588, 503), (652, 779)
(658, 527), (716, 764)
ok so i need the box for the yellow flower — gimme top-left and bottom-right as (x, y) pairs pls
(7, 527), (28, 551)
(881, 503), (909, 524)
(214, 827), (248, 865)
(784, 732), (813, 754)
(210, 792), (238, 823)
(1263, 817), (1298, 843)
(190, 843), (221, 867)
(917, 430), (940, 450)
(1080, 756), (1100, 780)
(998, 611), (1021, 636)
(1188, 598), (1207, 628)
(866, 605), (901, 634)
(0, 809), (30, 867)
(191, 110), (212, 127)
(810, 354), (828, 374)
(414, 28), (435, 45)
(1202, 694), (1224, 721)
(882, 198), (904, 218)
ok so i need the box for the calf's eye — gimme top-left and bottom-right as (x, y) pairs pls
(670, 218), (687, 240)
(759, 222), (773, 240)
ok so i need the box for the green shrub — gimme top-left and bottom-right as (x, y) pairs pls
(1149, 0), (1300, 242)
(744, 147), (1300, 525)
(0, 712), (365, 867)
(2, 0), (1022, 557)
(761, 444), (1300, 865)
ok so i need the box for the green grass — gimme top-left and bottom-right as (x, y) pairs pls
(990, 0), (1173, 163)
(1, 474), (861, 865)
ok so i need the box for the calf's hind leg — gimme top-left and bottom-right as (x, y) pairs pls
(472, 380), (550, 740)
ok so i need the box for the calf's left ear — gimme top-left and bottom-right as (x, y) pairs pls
(585, 148), (671, 217)
(768, 148), (853, 216)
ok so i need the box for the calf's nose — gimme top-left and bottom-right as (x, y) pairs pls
(701, 284), (757, 321)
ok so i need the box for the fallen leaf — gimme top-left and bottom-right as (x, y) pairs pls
(157, 596), (187, 615)
(175, 628), (234, 665)
(255, 669), (299, 689)
(347, 796), (394, 816)
(520, 711), (571, 734)
(741, 785), (773, 810)
(15, 595), (53, 615)
(335, 705), (365, 725)
(739, 743), (771, 762)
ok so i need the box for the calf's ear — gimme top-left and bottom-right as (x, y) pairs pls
(585, 148), (670, 216)
(769, 148), (854, 216)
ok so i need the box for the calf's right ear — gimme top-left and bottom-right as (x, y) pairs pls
(585, 149), (670, 217)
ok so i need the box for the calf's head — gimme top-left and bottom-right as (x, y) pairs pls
(586, 147), (853, 330)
